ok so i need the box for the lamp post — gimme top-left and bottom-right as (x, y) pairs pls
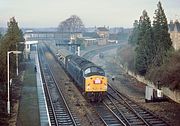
(7, 51), (21, 115)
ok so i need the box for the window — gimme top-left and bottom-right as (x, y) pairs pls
(84, 68), (91, 75)
(84, 67), (105, 76)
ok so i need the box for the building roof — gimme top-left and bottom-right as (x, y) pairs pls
(25, 41), (38, 44)
(97, 27), (109, 32)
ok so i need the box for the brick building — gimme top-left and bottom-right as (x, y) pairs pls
(96, 27), (109, 45)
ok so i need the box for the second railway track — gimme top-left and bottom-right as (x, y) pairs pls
(104, 84), (170, 126)
(38, 45), (80, 126)
(92, 84), (170, 126)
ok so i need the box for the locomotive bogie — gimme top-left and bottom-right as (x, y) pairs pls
(85, 92), (105, 102)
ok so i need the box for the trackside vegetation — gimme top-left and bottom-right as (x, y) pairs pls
(118, 1), (179, 90)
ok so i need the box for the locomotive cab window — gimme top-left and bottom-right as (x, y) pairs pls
(84, 67), (105, 77)
(84, 68), (91, 75)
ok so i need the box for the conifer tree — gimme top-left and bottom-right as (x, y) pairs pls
(152, 1), (172, 66)
(0, 17), (24, 83)
(0, 17), (24, 118)
(128, 20), (139, 46)
(135, 10), (154, 75)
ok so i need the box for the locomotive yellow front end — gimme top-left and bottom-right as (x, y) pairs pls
(83, 66), (107, 101)
(85, 75), (108, 92)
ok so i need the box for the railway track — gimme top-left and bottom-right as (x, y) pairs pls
(93, 102), (126, 126)
(38, 45), (80, 126)
(105, 84), (170, 126)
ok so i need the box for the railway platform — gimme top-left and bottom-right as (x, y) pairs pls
(17, 50), (50, 126)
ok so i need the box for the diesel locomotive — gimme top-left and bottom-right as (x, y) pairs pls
(48, 44), (107, 101)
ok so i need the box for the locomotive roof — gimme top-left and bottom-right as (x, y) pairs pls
(69, 55), (98, 70)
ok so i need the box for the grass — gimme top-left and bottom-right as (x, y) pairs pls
(17, 63), (40, 126)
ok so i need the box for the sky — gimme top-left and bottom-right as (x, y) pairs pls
(0, 0), (180, 28)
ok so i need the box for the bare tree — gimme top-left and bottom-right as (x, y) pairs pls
(58, 15), (85, 33)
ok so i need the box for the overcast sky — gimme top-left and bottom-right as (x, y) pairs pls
(0, 0), (180, 28)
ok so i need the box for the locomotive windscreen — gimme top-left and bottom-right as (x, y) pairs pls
(84, 66), (105, 77)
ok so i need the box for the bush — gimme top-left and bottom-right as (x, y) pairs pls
(116, 44), (135, 71)
(146, 50), (180, 90)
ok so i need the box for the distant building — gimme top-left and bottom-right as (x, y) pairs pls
(108, 40), (118, 44)
(109, 27), (124, 34)
(96, 27), (109, 38)
(96, 27), (109, 45)
(169, 20), (180, 50)
(70, 33), (83, 42)
(83, 37), (97, 47)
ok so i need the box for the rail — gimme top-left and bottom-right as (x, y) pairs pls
(107, 84), (170, 126)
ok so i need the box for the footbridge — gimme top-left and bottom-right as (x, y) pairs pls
(24, 30), (82, 42)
